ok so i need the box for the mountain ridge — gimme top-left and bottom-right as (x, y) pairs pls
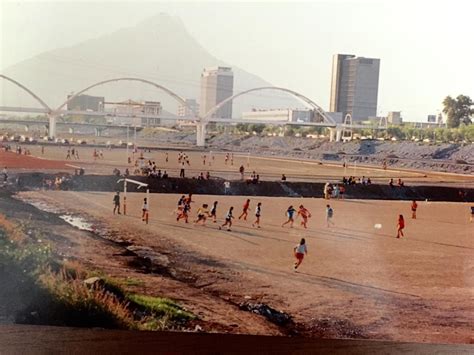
(1, 13), (299, 115)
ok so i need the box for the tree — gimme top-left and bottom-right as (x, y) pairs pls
(443, 95), (473, 128)
(248, 124), (265, 134)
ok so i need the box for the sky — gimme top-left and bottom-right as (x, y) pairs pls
(1, 0), (473, 121)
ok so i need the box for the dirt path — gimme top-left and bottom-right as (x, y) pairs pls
(17, 191), (474, 343)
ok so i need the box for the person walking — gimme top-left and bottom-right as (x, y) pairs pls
(180, 160), (186, 178)
(238, 199), (251, 220)
(219, 206), (234, 231)
(142, 198), (149, 224)
(293, 238), (308, 271)
(411, 200), (418, 219)
(252, 202), (262, 228)
(239, 165), (245, 181)
(2, 167), (7, 183)
(282, 205), (297, 228)
(210, 201), (218, 223)
(113, 192), (121, 215)
(397, 214), (405, 238)
(326, 204), (334, 227)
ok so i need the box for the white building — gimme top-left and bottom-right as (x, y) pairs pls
(178, 99), (200, 117)
(387, 111), (403, 125)
(241, 109), (343, 123)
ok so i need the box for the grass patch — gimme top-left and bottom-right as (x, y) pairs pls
(128, 294), (195, 322)
(0, 215), (194, 331)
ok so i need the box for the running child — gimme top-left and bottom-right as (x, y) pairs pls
(252, 202), (262, 228)
(297, 205), (312, 229)
(238, 199), (251, 220)
(396, 214), (405, 238)
(411, 200), (418, 219)
(177, 202), (190, 223)
(293, 238), (308, 271)
(282, 206), (297, 228)
(194, 204), (210, 225)
(326, 204), (334, 227)
(210, 201), (218, 223)
(219, 206), (234, 231)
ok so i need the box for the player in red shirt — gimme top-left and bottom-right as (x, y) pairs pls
(397, 214), (405, 238)
(297, 205), (312, 229)
(238, 199), (251, 220)
(411, 200), (418, 219)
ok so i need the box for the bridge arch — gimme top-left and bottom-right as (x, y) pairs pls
(202, 86), (335, 124)
(55, 77), (191, 114)
(0, 74), (53, 112)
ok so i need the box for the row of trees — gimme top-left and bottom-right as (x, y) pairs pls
(231, 122), (474, 143)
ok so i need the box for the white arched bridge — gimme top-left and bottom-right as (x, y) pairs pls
(0, 74), (385, 146)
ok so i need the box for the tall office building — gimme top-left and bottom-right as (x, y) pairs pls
(200, 67), (234, 118)
(177, 98), (200, 117)
(330, 54), (380, 121)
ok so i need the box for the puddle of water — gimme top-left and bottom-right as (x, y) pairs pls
(59, 215), (94, 232)
(15, 196), (63, 214)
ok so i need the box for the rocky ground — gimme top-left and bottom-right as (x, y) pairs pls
(139, 131), (474, 174)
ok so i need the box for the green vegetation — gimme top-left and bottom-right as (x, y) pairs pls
(361, 124), (474, 143)
(442, 95), (473, 128)
(0, 215), (194, 331)
(128, 294), (195, 322)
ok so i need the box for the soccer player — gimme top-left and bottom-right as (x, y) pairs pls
(252, 202), (262, 228)
(326, 204), (334, 227)
(194, 204), (210, 225)
(396, 214), (405, 238)
(238, 199), (251, 220)
(411, 200), (418, 219)
(282, 206), (297, 228)
(210, 201), (218, 223)
(219, 206), (234, 231)
(113, 191), (121, 215)
(297, 205), (311, 229)
(293, 238), (308, 271)
(177, 202), (190, 223)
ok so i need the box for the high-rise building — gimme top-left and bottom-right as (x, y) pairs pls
(177, 99), (200, 117)
(330, 54), (380, 121)
(200, 67), (234, 118)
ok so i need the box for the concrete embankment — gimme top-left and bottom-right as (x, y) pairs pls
(16, 173), (474, 202)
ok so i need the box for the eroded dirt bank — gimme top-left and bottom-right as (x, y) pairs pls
(16, 173), (474, 202)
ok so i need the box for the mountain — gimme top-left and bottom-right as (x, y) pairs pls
(0, 13), (299, 117)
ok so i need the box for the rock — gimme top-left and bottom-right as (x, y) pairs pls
(126, 246), (170, 267)
(239, 302), (292, 326)
(83, 277), (103, 287)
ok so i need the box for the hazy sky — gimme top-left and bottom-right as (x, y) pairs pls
(1, 0), (473, 121)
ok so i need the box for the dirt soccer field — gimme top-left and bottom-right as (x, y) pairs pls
(3, 146), (474, 185)
(18, 190), (474, 343)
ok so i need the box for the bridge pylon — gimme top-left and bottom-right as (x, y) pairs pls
(196, 121), (207, 147)
(48, 113), (57, 139)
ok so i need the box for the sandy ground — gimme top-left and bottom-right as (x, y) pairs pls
(3, 146), (474, 186)
(18, 190), (474, 343)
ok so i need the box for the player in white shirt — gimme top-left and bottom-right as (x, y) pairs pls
(293, 238), (308, 270)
